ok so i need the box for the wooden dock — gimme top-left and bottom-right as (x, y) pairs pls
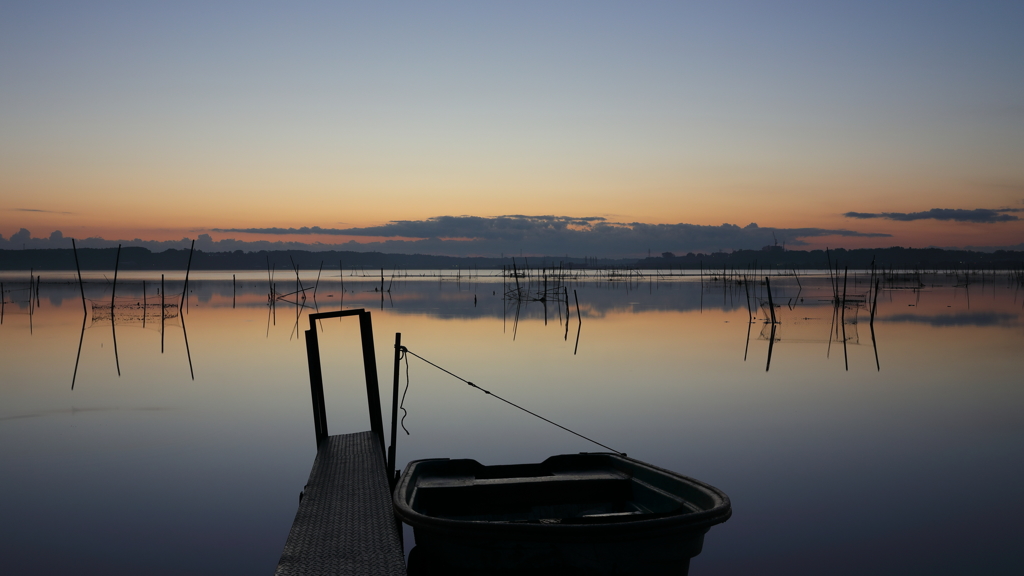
(275, 432), (405, 575)
(275, 309), (407, 575)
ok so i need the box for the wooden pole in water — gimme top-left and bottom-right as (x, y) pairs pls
(143, 280), (147, 329)
(232, 274), (236, 308)
(180, 239), (194, 314)
(111, 245), (121, 307)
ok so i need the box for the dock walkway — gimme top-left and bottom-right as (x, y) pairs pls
(275, 431), (406, 576)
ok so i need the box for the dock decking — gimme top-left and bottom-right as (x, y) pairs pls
(275, 431), (406, 576)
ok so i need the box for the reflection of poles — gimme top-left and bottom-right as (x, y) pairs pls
(744, 277), (753, 361)
(161, 275), (166, 353)
(112, 311), (120, 376)
(870, 278), (880, 371)
(764, 277), (777, 324)
(72, 314), (86, 389)
(29, 269), (34, 335)
(764, 277), (777, 371)
(112, 245), (121, 376)
(181, 310), (195, 380)
(142, 280), (147, 329)
(573, 289), (582, 355)
(841, 267), (849, 371)
(826, 291), (837, 359)
(765, 323), (777, 372)
(744, 320), (752, 362)
(564, 286), (570, 341)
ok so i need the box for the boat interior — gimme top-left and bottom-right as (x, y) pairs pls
(407, 456), (712, 524)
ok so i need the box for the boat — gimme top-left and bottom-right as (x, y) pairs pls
(394, 452), (732, 575)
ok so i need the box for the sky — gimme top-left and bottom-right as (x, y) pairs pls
(2, 1), (1023, 257)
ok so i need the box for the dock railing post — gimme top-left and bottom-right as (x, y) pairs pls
(358, 311), (387, 461)
(305, 327), (329, 448)
(388, 332), (402, 488)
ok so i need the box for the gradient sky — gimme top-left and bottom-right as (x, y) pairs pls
(2, 1), (1023, 255)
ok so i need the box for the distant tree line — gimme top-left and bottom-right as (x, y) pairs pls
(1, 246), (1023, 271)
(637, 247), (1024, 270)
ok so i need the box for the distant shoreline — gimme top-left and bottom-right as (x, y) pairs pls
(2, 246), (1023, 271)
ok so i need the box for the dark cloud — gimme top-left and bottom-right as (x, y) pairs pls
(213, 216), (609, 239)
(5, 208), (74, 214)
(0, 217), (893, 257)
(844, 208), (1021, 223)
(213, 215), (889, 257)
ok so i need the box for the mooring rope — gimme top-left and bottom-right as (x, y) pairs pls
(399, 347), (411, 435)
(401, 347), (624, 455)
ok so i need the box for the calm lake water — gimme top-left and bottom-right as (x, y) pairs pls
(2, 268), (1022, 575)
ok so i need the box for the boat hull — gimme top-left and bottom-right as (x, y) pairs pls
(395, 453), (731, 575)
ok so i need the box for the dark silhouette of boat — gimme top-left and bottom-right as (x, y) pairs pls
(395, 452), (731, 575)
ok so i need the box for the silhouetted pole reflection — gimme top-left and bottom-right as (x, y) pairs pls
(870, 277), (881, 371)
(841, 267), (849, 371)
(112, 244), (121, 376)
(564, 286), (570, 341)
(72, 314), (86, 389)
(28, 279), (33, 335)
(826, 291), (837, 359)
(161, 274), (165, 354)
(180, 309), (194, 380)
(573, 289), (582, 355)
(764, 277), (777, 325)
(765, 322), (777, 371)
(744, 319), (752, 362)
(743, 278), (753, 361)
(764, 277), (778, 371)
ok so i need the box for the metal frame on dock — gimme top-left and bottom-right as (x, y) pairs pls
(304, 308), (403, 485)
(276, 309), (407, 576)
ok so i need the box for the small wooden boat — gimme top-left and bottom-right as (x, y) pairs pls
(394, 452), (731, 575)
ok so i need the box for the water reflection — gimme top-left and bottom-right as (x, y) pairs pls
(7, 269), (1024, 387)
(67, 277), (194, 387)
(883, 312), (1020, 327)
(2, 269), (1024, 575)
